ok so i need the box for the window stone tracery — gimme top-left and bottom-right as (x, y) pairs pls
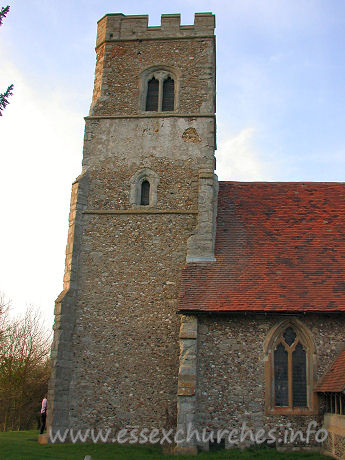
(140, 66), (179, 112)
(264, 319), (317, 415)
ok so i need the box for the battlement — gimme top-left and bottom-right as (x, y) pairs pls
(96, 13), (215, 46)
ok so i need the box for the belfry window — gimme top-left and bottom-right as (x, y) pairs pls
(140, 180), (150, 206)
(144, 73), (175, 112)
(162, 77), (175, 111)
(273, 327), (307, 408)
(145, 78), (159, 111)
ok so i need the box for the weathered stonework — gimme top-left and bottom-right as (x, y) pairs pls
(129, 168), (160, 208)
(48, 170), (89, 432)
(186, 169), (218, 262)
(48, 11), (345, 456)
(176, 315), (198, 454)
(323, 414), (345, 459)
(48, 13), (216, 437)
(90, 14), (215, 116)
(196, 314), (345, 448)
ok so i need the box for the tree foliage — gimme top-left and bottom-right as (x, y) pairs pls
(0, 6), (13, 115)
(0, 5), (10, 26)
(0, 84), (13, 116)
(0, 294), (51, 431)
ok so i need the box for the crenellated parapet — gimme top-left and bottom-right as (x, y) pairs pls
(49, 10), (217, 443)
(96, 13), (215, 46)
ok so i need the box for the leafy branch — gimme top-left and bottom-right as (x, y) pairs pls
(0, 6), (13, 116)
(0, 84), (13, 116)
(0, 5), (9, 26)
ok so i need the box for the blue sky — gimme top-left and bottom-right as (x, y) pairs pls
(1, 0), (345, 326)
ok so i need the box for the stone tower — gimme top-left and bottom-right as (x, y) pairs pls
(48, 13), (217, 436)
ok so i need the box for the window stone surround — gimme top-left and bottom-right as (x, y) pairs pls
(129, 167), (160, 208)
(139, 66), (181, 113)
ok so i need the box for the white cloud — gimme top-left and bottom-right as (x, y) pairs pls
(0, 48), (85, 329)
(216, 128), (273, 181)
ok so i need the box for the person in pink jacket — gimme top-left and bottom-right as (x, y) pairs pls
(40, 394), (47, 434)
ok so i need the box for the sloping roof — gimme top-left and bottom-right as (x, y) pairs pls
(314, 348), (345, 392)
(178, 182), (345, 312)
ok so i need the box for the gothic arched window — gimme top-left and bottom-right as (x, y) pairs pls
(162, 77), (175, 111)
(273, 327), (307, 408)
(145, 75), (175, 112)
(264, 321), (316, 415)
(129, 168), (160, 208)
(141, 67), (178, 112)
(145, 78), (159, 111)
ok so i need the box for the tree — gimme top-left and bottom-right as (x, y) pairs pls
(0, 296), (51, 431)
(0, 6), (13, 116)
(0, 84), (14, 116)
(0, 5), (10, 25)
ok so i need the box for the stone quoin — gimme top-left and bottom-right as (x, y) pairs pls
(48, 13), (345, 457)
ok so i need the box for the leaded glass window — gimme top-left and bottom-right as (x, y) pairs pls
(146, 78), (159, 111)
(274, 343), (289, 406)
(140, 180), (150, 206)
(162, 77), (174, 111)
(273, 327), (308, 408)
(144, 73), (175, 112)
(283, 327), (296, 346)
(292, 343), (307, 407)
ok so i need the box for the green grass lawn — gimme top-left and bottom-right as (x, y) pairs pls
(0, 430), (331, 460)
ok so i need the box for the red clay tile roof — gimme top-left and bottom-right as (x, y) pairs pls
(314, 348), (345, 392)
(178, 182), (345, 312)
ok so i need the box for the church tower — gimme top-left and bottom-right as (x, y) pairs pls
(48, 13), (216, 435)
